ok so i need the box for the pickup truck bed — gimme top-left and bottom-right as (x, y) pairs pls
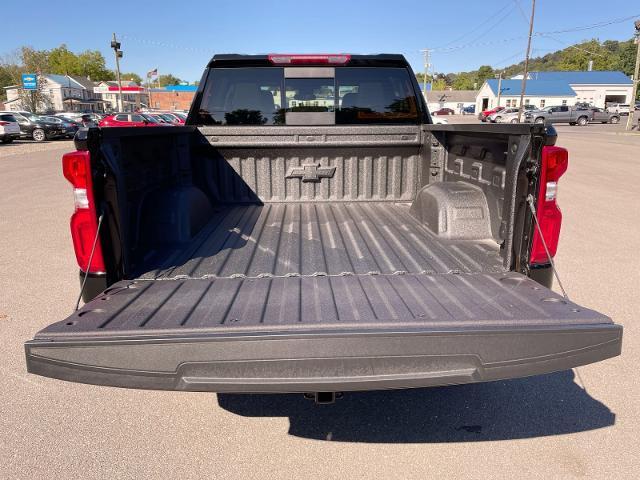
(25, 55), (622, 394)
(137, 202), (503, 280)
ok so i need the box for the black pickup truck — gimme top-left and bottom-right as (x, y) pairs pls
(25, 54), (622, 398)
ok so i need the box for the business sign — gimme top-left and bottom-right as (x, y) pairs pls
(94, 85), (145, 93)
(22, 73), (37, 90)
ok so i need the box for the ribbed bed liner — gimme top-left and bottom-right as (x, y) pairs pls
(138, 202), (503, 280)
(40, 272), (608, 338)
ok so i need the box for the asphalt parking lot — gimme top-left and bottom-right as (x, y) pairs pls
(1, 123), (639, 479)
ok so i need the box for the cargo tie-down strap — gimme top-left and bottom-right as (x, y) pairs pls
(526, 194), (569, 300)
(74, 213), (104, 311)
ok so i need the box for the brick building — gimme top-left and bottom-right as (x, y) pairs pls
(147, 85), (197, 111)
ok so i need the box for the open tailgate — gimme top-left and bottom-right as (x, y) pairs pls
(25, 273), (622, 392)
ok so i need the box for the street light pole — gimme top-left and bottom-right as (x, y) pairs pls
(496, 71), (504, 107)
(111, 33), (124, 112)
(420, 49), (431, 96)
(625, 20), (640, 131)
(517, 0), (536, 123)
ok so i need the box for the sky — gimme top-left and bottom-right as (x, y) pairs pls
(1, 0), (638, 82)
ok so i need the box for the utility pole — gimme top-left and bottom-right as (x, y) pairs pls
(111, 33), (124, 112)
(420, 49), (431, 97)
(625, 20), (640, 131)
(496, 71), (504, 107)
(517, 0), (536, 123)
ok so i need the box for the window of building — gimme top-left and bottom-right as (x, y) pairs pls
(562, 99), (567, 105)
(540, 99), (545, 107)
(506, 99), (511, 107)
(524, 99), (530, 105)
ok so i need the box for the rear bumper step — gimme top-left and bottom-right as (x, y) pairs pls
(25, 324), (622, 393)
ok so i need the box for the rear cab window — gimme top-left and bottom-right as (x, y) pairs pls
(196, 66), (420, 126)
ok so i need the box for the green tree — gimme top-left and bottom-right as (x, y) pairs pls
(22, 44), (112, 81)
(453, 72), (476, 90)
(21, 46), (50, 73)
(48, 45), (80, 75)
(76, 50), (112, 80)
(120, 72), (143, 84)
(476, 65), (494, 85)
(0, 50), (29, 101)
(0, 65), (14, 101)
(158, 73), (182, 86)
(431, 75), (447, 90)
(612, 39), (637, 76)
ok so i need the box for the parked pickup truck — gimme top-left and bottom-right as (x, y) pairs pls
(25, 54), (622, 399)
(524, 105), (592, 126)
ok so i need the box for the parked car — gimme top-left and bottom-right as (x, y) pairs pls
(3, 111), (67, 141)
(25, 53), (621, 398)
(159, 112), (186, 124)
(462, 105), (475, 115)
(488, 107), (518, 123)
(143, 113), (173, 124)
(588, 108), (620, 124)
(495, 109), (522, 123)
(55, 114), (98, 128)
(0, 113), (21, 143)
(41, 116), (79, 138)
(99, 113), (170, 127)
(524, 105), (592, 126)
(478, 105), (504, 121)
(432, 107), (455, 116)
(79, 114), (99, 127)
(172, 112), (188, 121)
(607, 104), (630, 115)
(146, 112), (185, 124)
(492, 105), (537, 123)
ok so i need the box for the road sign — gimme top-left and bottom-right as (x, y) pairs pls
(22, 74), (37, 90)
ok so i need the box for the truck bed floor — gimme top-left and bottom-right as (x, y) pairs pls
(137, 202), (503, 280)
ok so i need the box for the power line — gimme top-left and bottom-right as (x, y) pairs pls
(538, 34), (608, 58)
(512, 0), (529, 23)
(493, 49), (528, 68)
(432, 13), (640, 54)
(432, 6), (519, 52)
(433, 1), (516, 50)
(536, 13), (640, 35)
(120, 34), (211, 54)
(433, 35), (529, 53)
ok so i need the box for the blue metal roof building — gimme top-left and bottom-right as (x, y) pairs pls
(163, 85), (198, 92)
(524, 71), (632, 85)
(478, 70), (633, 110)
(486, 79), (576, 97)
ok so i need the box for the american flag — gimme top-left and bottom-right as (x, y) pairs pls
(147, 68), (158, 78)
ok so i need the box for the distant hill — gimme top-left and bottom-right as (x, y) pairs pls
(417, 38), (638, 92)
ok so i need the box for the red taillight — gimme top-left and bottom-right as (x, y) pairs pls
(268, 54), (351, 65)
(62, 151), (105, 273)
(0, 121), (10, 126)
(530, 145), (569, 265)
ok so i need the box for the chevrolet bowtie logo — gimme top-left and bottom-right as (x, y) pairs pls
(285, 163), (336, 182)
